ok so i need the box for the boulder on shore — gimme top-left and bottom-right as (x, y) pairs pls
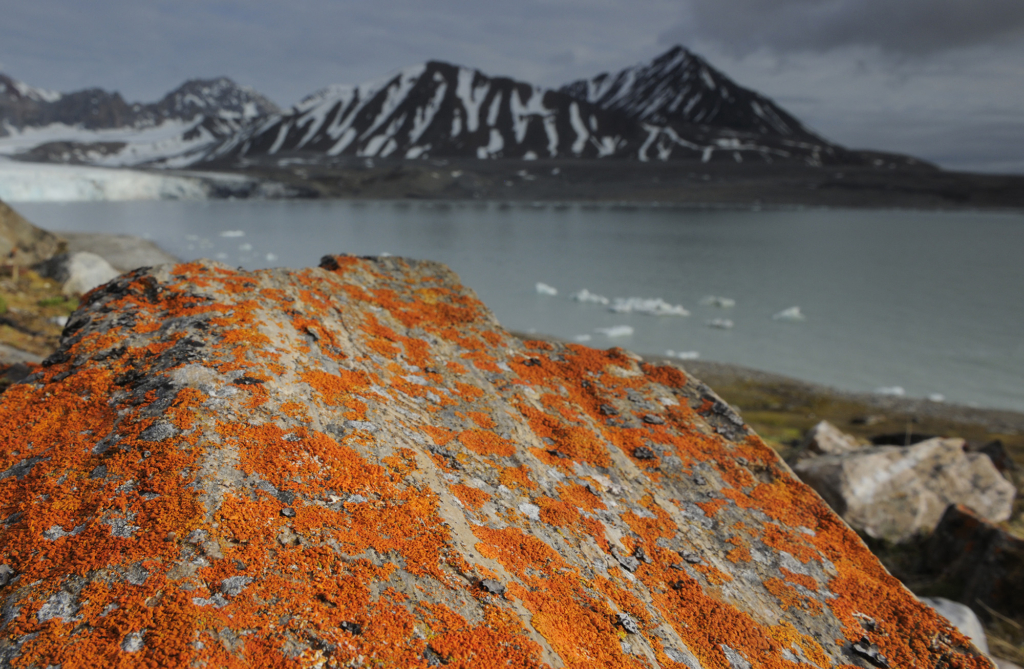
(0, 199), (65, 265)
(60, 231), (180, 273)
(925, 505), (1024, 623)
(793, 420), (865, 459)
(0, 255), (992, 668)
(793, 436), (1015, 543)
(34, 250), (121, 295)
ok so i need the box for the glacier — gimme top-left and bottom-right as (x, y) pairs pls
(0, 161), (208, 202)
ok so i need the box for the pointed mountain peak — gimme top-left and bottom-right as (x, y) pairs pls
(561, 45), (823, 142)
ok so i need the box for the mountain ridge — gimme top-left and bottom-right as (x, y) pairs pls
(0, 47), (927, 171)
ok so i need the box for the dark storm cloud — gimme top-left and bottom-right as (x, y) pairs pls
(0, 0), (677, 104)
(670, 0), (1024, 54)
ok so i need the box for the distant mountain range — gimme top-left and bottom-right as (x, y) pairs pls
(0, 47), (923, 170)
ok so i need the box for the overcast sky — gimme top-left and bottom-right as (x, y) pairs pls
(2, 0), (1022, 173)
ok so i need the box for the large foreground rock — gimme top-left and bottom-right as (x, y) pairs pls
(793, 437), (1015, 543)
(0, 256), (991, 668)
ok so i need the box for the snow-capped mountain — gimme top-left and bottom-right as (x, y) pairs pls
(0, 74), (278, 166)
(206, 62), (646, 162)
(561, 46), (823, 142)
(203, 58), (840, 166)
(1, 47), (900, 169)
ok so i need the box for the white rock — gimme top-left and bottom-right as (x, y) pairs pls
(38, 251), (121, 296)
(798, 421), (864, 457)
(794, 437), (1016, 543)
(919, 597), (988, 654)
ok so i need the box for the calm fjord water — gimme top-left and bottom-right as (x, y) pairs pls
(17, 200), (1024, 413)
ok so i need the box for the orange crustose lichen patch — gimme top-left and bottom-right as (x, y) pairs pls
(450, 484), (491, 511)
(458, 429), (516, 457)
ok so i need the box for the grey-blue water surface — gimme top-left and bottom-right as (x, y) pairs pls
(15, 200), (1024, 413)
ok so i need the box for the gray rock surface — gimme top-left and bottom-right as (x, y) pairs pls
(921, 597), (989, 654)
(0, 345), (42, 365)
(59, 232), (179, 272)
(793, 437), (1015, 543)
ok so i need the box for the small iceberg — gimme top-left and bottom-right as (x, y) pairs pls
(928, 393), (945, 403)
(707, 318), (734, 330)
(573, 334), (592, 342)
(595, 325), (634, 338)
(700, 296), (736, 308)
(535, 282), (558, 296)
(219, 230), (245, 238)
(610, 297), (689, 317)
(772, 306), (805, 321)
(665, 350), (700, 360)
(572, 289), (610, 305)
(874, 386), (906, 397)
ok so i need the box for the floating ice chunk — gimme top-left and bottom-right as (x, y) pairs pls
(535, 282), (558, 296)
(215, 252), (228, 260)
(219, 230), (245, 238)
(596, 325), (634, 338)
(772, 306), (805, 321)
(700, 296), (736, 308)
(610, 297), (689, 316)
(928, 393), (946, 402)
(874, 386), (906, 397)
(572, 289), (609, 305)
(265, 253), (278, 262)
(707, 319), (734, 330)
(666, 350), (700, 360)
(239, 243), (252, 251)
(573, 334), (592, 342)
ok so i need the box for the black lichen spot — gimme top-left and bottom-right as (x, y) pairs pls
(339, 621), (362, 635)
(633, 447), (656, 461)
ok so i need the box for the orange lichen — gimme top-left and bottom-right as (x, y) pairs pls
(697, 498), (729, 518)
(466, 411), (495, 429)
(779, 567), (819, 592)
(450, 484), (491, 511)
(535, 496), (580, 527)
(498, 465), (537, 492)
(459, 429), (516, 457)
(764, 578), (823, 615)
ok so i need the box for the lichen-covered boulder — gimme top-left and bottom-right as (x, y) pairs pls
(0, 256), (992, 668)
